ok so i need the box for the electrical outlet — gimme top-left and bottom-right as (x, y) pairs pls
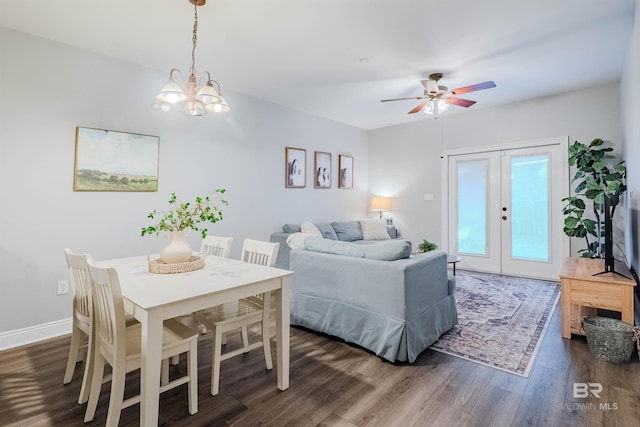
(57, 280), (69, 296)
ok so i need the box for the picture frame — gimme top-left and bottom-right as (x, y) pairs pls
(73, 126), (159, 192)
(338, 154), (354, 189)
(314, 151), (332, 188)
(285, 146), (306, 188)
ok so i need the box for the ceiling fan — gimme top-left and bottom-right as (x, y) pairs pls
(381, 73), (496, 115)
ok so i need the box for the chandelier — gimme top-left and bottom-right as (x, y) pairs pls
(152, 0), (230, 116)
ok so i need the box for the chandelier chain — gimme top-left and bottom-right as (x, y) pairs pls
(190, 3), (198, 76)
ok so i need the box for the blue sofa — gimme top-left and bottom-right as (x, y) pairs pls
(272, 225), (457, 363)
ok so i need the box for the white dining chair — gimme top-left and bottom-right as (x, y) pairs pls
(62, 249), (95, 404)
(195, 239), (279, 396)
(171, 235), (235, 365)
(201, 235), (233, 257)
(84, 260), (199, 426)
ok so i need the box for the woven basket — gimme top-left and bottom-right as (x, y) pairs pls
(148, 255), (204, 274)
(581, 317), (639, 363)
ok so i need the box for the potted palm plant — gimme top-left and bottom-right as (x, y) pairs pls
(141, 189), (228, 263)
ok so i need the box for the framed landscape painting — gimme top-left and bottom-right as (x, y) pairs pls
(314, 151), (331, 188)
(73, 127), (159, 191)
(285, 146), (306, 188)
(338, 154), (353, 189)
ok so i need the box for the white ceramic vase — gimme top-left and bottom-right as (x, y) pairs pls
(160, 231), (193, 263)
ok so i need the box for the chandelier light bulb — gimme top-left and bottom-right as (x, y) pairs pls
(165, 93), (180, 104)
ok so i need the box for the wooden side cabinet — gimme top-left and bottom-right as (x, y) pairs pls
(559, 257), (636, 339)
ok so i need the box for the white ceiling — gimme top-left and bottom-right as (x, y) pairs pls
(0, 0), (635, 130)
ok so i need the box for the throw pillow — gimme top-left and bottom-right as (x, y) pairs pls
(300, 221), (322, 237)
(331, 221), (363, 241)
(361, 219), (391, 240)
(286, 232), (319, 249)
(315, 223), (339, 240)
(282, 223), (302, 233)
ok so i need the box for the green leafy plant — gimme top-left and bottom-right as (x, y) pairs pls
(562, 139), (626, 258)
(417, 239), (438, 253)
(141, 189), (228, 239)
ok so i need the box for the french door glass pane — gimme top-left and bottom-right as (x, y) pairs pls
(511, 155), (549, 260)
(457, 160), (488, 255)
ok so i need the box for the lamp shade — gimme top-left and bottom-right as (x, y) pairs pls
(204, 95), (231, 113)
(371, 196), (391, 212)
(156, 79), (187, 104)
(194, 81), (223, 105)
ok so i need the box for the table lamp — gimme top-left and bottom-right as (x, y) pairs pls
(371, 196), (391, 219)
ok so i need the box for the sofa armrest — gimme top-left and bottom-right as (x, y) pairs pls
(401, 250), (449, 320)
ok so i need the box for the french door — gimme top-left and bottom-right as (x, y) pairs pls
(445, 139), (568, 280)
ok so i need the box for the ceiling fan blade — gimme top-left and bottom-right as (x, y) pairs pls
(446, 97), (476, 108)
(408, 102), (426, 114)
(451, 81), (496, 95)
(381, 96), (427, 103)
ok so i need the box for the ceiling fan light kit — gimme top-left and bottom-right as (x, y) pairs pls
(424, 99), (449, 115)
(152, 0), (230, 116)
(381, 72), (495, 117)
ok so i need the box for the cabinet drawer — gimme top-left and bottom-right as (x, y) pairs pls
(569, 280), (623, 311)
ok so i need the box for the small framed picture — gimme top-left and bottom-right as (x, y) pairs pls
(338, 155), (354, 189)
(314, 151), (331, 188)
(285, 147), (306, 188)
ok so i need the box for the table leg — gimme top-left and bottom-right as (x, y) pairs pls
(621, 286), (634, 324)
(275, 276), (291, 391)
(140, 310), (163, 426)
(561, 281), (571, 339)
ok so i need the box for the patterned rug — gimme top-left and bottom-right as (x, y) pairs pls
(430, 270), (561, 377)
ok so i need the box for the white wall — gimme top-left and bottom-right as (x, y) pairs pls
(622, 1), (640, 276)
(368, 83), (622, 250)
(0, 28), (368, 336)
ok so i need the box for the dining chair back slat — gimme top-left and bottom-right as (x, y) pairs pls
(88, 262), (125, 359)
(241, 239), (279, 267)
(201, 236), (233, 257)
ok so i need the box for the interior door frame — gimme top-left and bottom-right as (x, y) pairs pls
(440, 136), (570, 278)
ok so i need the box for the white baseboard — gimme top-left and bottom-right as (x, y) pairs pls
(0, 318), (72, 351)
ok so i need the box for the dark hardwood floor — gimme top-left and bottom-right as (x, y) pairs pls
(1, 304), (638, 427)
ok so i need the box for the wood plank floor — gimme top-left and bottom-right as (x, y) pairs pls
(1, 305), (639, 427)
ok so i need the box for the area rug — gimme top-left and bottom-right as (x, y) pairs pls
(430, 270), (560, 377)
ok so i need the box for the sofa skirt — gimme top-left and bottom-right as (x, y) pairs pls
(291, 293), (458, 363)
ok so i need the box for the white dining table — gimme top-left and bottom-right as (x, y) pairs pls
(97, 255), (293, 426)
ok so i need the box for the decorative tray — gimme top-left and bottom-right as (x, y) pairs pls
(148, 255), (204, 274)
